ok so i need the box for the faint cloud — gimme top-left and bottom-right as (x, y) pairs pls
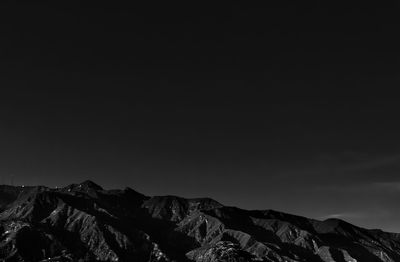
(310, 153), (400, 192)
(370, 182), (400, 191)
(276, 152), (400, 188)
(344, 154), (400, 171)
(318, 209), (392, 222)
(316, 181), (400, 193)
(318, 212), (367, 220)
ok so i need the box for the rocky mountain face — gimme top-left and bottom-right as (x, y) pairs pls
(0, 181), (399, 262)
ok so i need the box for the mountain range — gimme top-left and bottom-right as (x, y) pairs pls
(0, 181), (399, 262)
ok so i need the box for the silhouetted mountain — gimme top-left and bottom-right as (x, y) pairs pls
(0, 182), (399, 262)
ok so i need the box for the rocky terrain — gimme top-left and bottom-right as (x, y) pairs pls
(0, 181), (399, 262)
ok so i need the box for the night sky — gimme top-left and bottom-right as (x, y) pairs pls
(1, 2), (400, 232)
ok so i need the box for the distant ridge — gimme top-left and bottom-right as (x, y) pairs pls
(0, 181), (399, 261)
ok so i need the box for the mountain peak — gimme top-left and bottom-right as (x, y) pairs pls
(79, 180), (103, 191)
(61, 180), (103, 194)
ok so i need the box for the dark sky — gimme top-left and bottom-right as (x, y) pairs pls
(1, 2), (400, 231)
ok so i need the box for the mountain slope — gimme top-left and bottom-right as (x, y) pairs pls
(0, 181), (398, 262)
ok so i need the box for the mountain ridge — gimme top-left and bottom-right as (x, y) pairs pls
(0, 180), (398, 262)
